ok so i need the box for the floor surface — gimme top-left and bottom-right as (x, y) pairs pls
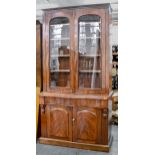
(36, 125), (118, 155)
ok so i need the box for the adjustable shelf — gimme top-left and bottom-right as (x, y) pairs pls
(51, 55), (70, 57)
(79, 70), (101, 73)
(79, 37), (100, 39)
(50, 69), (70, 72)
(79, 54), (101, 57)
(50, 38), (70, 40)
(50, 23), (70, 27)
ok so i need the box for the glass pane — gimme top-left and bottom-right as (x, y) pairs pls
(78, 15), (101, 89)
(49, 17), (70, 88)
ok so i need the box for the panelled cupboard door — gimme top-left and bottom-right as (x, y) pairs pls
(47, 104), (73, 141)
(73, 107), (101, 144)
(44, 10), (74, 93)
(74, 8), (106, 94)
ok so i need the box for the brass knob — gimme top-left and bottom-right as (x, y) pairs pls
(41, 104), (46, 113)
(72, 118), (75, 122)
(103, 113), (108, 118)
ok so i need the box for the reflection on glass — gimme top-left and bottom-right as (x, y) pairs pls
(49, 17), (70, 88)
(78, 15), (101, 89)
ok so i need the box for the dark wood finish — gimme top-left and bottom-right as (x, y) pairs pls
(73, 106), (101, 144)
(46, 104), (73, 141)
(101, 107), (109, 145)
(40, 91), (113, 100)
(74, 8), (106, 94)
(36, 21), (42, 90)
(43, 10), (74, 93)
(105, 10), (111, 94)
(39, 4), (112, 152)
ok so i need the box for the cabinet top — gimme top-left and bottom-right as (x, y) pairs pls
(42, 3), (112, 12)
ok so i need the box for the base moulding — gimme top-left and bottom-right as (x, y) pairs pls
(39, 136), (113, 152)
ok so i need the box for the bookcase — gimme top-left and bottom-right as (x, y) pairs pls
(39, 4), (113, 152)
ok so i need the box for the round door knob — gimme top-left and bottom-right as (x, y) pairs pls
(72, 118), (75, 122)
(103, 113), (108, 119)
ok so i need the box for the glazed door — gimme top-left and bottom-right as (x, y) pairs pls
(47, 104), (73, 141)
(43, 10), (74, 92)
(74, 8), (106, 94)
(73, 107), (101, 144)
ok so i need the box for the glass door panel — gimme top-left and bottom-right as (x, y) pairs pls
(49, 17), (70, 88)
(78, 15), (101, 89)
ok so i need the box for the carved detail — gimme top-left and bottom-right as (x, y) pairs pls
(103, 108), (108, 119)
(41, 104), (46, 113)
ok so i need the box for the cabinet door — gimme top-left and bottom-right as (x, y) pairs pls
(74, 8), (106, 94)
(43, 10), (74, 93)
(47, 104), (73, 141)
(73, 107), (101, 144)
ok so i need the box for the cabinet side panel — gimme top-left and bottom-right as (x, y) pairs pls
(109, 17), (113, 93)
(108, 99), (112, 141)
(105, 10), (111, 93)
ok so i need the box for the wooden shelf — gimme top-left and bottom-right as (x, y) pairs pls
(79, 54), (101, 57)
(51, 55), (70, 57)
(51, 46), (70, 49)
(79, 21), (101, 25)
(80, 31), (100, 34)
(50, 38), (70, 41)
(50, 69), (70, 73)
(50, 23), (70, 27)
(79, 70), (101, 73)
(79, 37), (100, 39)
